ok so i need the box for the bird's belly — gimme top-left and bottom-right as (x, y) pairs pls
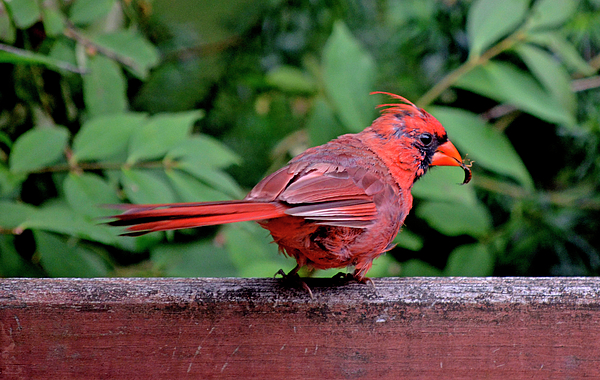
(258, 216), (400, 270)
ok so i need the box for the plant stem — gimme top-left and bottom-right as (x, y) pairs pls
(416, 61), (477, 108)
(417, 30), (526, 108)
(63, 25), (138, 72)
(31, 160), (166, 174)
(473, 175), (600, 210)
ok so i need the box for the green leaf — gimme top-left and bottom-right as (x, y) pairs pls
(0, 201), (36, 230)
(33, 230), (110, 277)
(386, 0), (436, 28)
(527, 31), (595, 76)
(175, 164), (244, 199)
(393, 229), (424, 251)
(127, 111), (203, 164)
(166, 169), (232, 202)
(3, 201), (121, 246)
(455, 61), (575, 127)
(41, 7), (65, 36)
(0, 235), (38, 277)
(69, 0), (115, 25)
(400, 259), (443, 277)
(366, 254), (402, 278)
(93, 30), (160, 79)
(222, 223), (287, 277)
(0, 165), (26, 197)
(72, 113), (146, 161)
(133, 56), (224, 113)
(515, 44), (576, 114)
(306, 97), (346, 146)
(150, 239), (238, 277)
(527, 0), (579, 30)
(25, 201), (118, 244)
(416, 200), (492, 237)
(0, 8), (16, 43)
(83, 54), (127, 117)
(120, 169), (176, 204)
(167, 134), (241, 169)
(48, 38), (77, 68)
(429, 107), (534, 188)
(265, 65), (317, 93)
(467, 0), (528, 58)
(323, 21), (376, 132)
(0, 131), (11, 147)
(444, 243), (494, 277)
(9, 126), (69, 173)
(64, 172), (120, 218)
(4, 0), (40, 28)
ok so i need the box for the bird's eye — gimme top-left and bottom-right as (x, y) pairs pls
(419, 133), (433, 146)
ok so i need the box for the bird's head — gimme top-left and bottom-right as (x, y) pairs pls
(365, 92), (471, 185)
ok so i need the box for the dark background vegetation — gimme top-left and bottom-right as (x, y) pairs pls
(1, 0), (600, 279)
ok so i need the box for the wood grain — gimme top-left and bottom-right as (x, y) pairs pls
(1, 277), (599, 379)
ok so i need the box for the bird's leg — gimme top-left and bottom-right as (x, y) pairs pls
(358, 275), (375, 287)
(274, 264), (314, 298)
(353, 267), (375, 287)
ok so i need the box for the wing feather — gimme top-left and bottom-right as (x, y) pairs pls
(247, 160), (392, 228)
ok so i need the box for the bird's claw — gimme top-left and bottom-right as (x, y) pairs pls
(274, 267), (314, 299)
(274, 269), (287, 279)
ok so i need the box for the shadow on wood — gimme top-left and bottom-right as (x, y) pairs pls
(1, 277), (599, 379)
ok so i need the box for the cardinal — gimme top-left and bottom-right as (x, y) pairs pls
(109, 92), (471, 285)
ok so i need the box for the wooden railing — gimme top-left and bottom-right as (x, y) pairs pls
(1, 277), (599, 379)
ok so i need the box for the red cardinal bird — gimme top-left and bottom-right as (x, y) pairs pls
(109, 92), (471, 283)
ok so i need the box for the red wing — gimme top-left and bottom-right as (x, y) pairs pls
(248, 162), (390, 228)
(245, 161), (309, 202)
(285, 199), (377, 228)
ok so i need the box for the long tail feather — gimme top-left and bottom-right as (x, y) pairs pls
(107, 200), (288, 235)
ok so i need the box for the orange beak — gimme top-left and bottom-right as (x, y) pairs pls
(431, 140), (472, 184)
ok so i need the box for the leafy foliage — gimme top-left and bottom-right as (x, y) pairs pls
(1, 0), (600, 279)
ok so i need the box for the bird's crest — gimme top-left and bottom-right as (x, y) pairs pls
(370, 91), (421, 115)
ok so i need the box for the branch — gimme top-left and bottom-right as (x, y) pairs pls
(63, 25), (139, 72)
(417, 31), (526, 108)
(0, 43), (86, 74)
(30, 160), (167, 174)
(473, 174), (600, 210)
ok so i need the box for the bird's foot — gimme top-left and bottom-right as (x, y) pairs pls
(274, 267), (314, 299)
(331, 272), (354, 283)
(332, 272), (375, 287)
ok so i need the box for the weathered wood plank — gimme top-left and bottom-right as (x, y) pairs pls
(1, 277), (599, 379)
